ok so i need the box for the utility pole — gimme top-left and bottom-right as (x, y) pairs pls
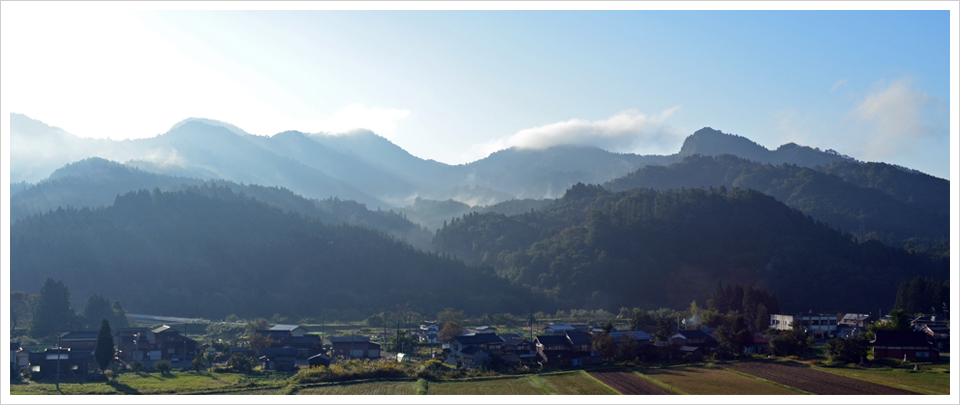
(55, 332), (63, 391)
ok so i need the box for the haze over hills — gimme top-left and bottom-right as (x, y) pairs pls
(11, 114), (875, 210)
(432, 184), (948, 313)
(11, 187), (539, 319)
(8, 113), (950, 319)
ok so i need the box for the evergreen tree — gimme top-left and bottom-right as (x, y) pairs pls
(30, 278), (76, 338)
(94, 319), (114, 372)
(83, 294), (112, 330)
(755, 303), (770, 332)
(111, 300), (130, 329)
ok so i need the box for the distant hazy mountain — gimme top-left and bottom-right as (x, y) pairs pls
(678, 127), (857, 167)
(10, 114), (947, 248)
(604, 154), (948, 247)
(10, 157), (433, 250)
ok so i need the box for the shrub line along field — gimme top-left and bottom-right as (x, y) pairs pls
(724, 361), (920, 395)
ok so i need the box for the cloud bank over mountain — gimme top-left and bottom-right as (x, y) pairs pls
(472, 107), (688, 159)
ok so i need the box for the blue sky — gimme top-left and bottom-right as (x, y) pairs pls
(1, 4), (955, 179)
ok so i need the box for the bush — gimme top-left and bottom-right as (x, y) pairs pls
(291, 359), (408, 384)
(154, 359), (172, 375)
(826, 337), (869, 364)
(228, 354), (255, 373)
(130, 360), (144, 373)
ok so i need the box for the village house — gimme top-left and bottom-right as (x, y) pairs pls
(418, 322), (440, 343)
(258, 346), (298, 371)
(534, 331), (600, 367)
(838, 314), (871, 338)
(447, 333), (504, 367)
(543, 324), (590, 335)
(770, 314), (838, 340)
(500, 336), (537, 363)
(114, 325), (197, 364)
(669, 330), (716, 348)
(256, 324), (319, 358)
(28, 347), (94, 378)
(920, 324), (950, 353)
(329, 336), (381, 360)
(870, 330), (940, 361)
(308, 353), (332, 367)
(58, 331), (100, 352)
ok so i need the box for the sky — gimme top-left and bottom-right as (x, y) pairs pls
(1, 2), (956, 180)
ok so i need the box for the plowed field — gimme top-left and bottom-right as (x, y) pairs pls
(588, 369), (676, 395)
(725, 362), (918, 395)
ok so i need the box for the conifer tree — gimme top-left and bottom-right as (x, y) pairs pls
(94, 319), (114, 372)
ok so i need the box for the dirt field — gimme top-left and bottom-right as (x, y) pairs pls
(588, 369), (676, 395)
(725, 361), (919, 395)
(642, 366), (799, 395)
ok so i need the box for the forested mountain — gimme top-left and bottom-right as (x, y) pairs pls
(10, 186), (543, 319)
(604, 155), (949, 247)
(10, 157), (434, 249)
(397, 197), (556, 233)
(10, 157), (207, 220)
(433, 184), (948, 313)
(678, 127), (856, 168)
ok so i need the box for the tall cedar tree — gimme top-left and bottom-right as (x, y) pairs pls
(94, 319), (114, 372)
(30, 278), (76, 338)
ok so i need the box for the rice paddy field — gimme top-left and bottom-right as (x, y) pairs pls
(811, 364), (950, 395)
(295, 380), (418, 395)
(638, 366), (802, 395)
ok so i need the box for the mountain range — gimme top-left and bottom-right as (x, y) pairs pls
(8, 113), (950, 317)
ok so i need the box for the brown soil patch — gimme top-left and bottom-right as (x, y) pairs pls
(588, 369), (676, 395)
(726, 361), (918, 395)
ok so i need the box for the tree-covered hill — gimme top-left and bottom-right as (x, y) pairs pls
(604, 154), (948, 248)
(11, 186), (543, 320)
(433, 184), (947, 313)
(10, 158), (434, 249)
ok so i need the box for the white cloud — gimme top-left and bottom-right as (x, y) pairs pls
(850, 77), (948, 161)
(830, 78), (848, 92)
(468, 107), (687, 160)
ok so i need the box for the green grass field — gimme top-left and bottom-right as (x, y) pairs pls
(296, 380), (417, 395)
(10, 371), (251, 395)
(812, 364), (950, 395)
(422, 371), (616, 395)
(639, 366), (801, 395)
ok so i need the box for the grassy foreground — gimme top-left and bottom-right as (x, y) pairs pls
(10, 361), (950, 395)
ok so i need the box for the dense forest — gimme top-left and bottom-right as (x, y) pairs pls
(604, 154), (948, 248)
(11, 186), (546, 320)
(433, 184), (948, 313)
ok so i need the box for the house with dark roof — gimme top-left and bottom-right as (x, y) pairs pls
(256, 324), (319, 358)
(259, 346), (298, 371)
(534, 331), (600, 367)
(447, 333), (504, 366)
(308, 353), (332, 367)
(911, 314), (948, 331)
(330, 336), (381, 360)
(28, 348), (94, 378)
(871, 330), (940, 361)
(501, 336), (537, 363)
(58, 331), (100, 352)
(608, 330), (652, 344)
(669, 330), (716, 348)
